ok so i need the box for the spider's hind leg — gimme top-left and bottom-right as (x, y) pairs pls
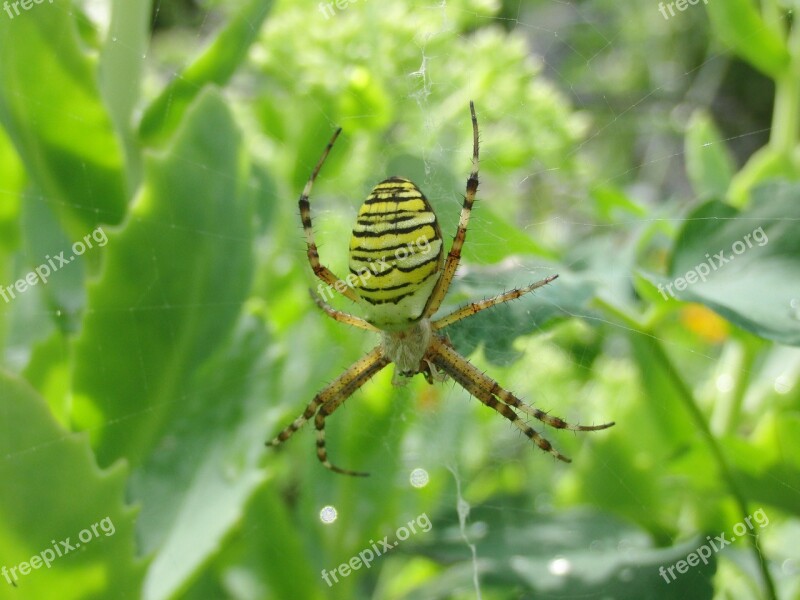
(266, 345), (391, 477)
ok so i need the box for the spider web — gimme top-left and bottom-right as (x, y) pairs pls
(1, 0), (799, 599)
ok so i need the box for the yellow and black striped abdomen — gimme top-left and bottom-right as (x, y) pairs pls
(349, 177), (443, 328)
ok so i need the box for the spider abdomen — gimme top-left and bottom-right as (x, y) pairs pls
(349, 176), (443, 328)
(380, 319), (433, 384)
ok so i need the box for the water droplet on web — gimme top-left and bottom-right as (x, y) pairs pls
(112, 36), (117, 42)
(616, 538), (635, 554)
(782, 558), (799, 575)
(774, 375), (791, 395)
(618, 567), (634, 582)
(319, 505), (337, 524)
(790, 299), (800, 320)
(547, 557), (571, 576)
(409, 467), (429, 488)
(715, 373), (734, 393)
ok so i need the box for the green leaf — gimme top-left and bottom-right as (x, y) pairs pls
(642, 183), (800, 345)
(591, 185), (648, 222)
(21, 191), (89, 332)
(0, 369), (144, 598)
(728, 146), (798, 207)
(23, 331), (72, 428)
(72, 88), (254, 468)
(461, 206), (555, 263)
(685, 110), (736, 200)
(181, 465), (328, 600)
(445, 260), (593, 364)
(139, 0), (275, 145)
(98, 0), (151, 188)
(412, 502), (715, 599)
(0, 127), (23, 253)
(725, 413), (800, 517)
(132, 316), (271, 600)
(0, 3), (127, 232)
(706, 0), (790, 78)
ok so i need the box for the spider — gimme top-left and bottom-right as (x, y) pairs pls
(267, 102), (614, 476)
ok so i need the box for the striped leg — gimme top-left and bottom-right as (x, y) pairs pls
(310, 289), (380, 332)
(426, 336), (613, 462)
(299, 127), (361, 304)
(423, 101), (480, 318)
(432, 275), (559, 330)
(266, 345), (390, 475)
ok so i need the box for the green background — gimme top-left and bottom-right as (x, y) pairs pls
(0, 0), (799, 598)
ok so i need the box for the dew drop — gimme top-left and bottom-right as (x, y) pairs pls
(548, 557), (571, 576)
(319, 505), (337, 524)
(716, 373), (734, 393)
(782, 558), (799, 575)
(774, 375), (791, 395)
(790, 299), (800, 320)
(618, 567), (634, 582)
(409, 467), (429, 488)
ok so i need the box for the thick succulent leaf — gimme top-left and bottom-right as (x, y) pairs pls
(139, 0), (274, 145)
(132, 316), (271, 600)
(0, 369), (143, 598)
(0, 3), (127, 232)
(72, 88), (253, 468)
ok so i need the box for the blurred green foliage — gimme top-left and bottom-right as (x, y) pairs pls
(1, 0), (799, 599)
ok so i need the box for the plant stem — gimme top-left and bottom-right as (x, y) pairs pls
(771, 11), (800, 154)
(594, 297), (778, 600)
(645, 338), (777, 600)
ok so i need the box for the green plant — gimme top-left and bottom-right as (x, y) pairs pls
(0, 1), (798, 599)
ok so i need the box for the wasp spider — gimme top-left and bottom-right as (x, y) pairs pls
(267, 102), (614, 476)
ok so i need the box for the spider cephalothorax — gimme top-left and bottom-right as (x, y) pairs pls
(267, 102), (614, 476)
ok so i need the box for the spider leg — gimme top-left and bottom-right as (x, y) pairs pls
(299, 127), (362, 304)
(266, 345), (390, 476)
(432, 274), (559, 330)
(310, 289), (379, 332)
(426, 336), (613, 462)
(423, 101), (480, 318)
